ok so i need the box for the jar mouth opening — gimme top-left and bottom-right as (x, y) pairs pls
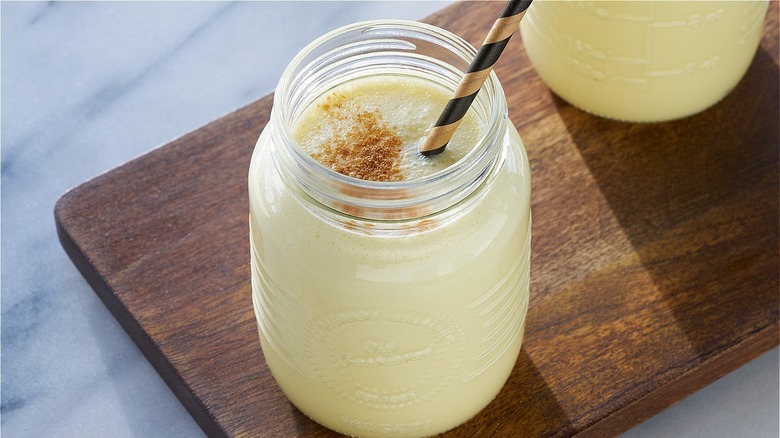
(271, 19), (508, 220)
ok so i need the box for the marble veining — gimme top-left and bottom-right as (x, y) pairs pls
(1, 2), (777, 437)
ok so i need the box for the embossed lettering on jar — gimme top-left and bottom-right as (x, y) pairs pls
(248, 20), (531, 438)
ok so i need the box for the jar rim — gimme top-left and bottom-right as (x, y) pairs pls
(270, 19), (508, 221)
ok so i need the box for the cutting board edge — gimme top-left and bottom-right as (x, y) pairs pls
(574, 322), (779, 437)
(53, 202), (230, 438)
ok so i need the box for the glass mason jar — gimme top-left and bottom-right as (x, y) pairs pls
(248, 20), (531, 438)
(520, 0), (769, 122)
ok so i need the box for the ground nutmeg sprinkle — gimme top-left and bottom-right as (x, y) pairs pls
(310, 92), (404, 182)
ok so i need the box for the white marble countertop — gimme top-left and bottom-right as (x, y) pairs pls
(2, 1), (777, 437)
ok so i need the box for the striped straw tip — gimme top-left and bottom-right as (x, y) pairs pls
(418, 0), (533, 156)
(420, 145), (447, 157)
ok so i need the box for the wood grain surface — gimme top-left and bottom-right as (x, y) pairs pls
(55, 2), (779, 437)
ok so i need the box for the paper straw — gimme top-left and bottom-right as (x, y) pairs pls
(419, 0), (533, 156)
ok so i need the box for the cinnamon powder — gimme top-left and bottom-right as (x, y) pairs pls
(310, 92), (404, 182)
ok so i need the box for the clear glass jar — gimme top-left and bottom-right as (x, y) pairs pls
(248, 20), (531, 438)
(520, 0), (769, 122)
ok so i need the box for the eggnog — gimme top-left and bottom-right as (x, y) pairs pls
(249, 21), (531, 438)
(293, 76), (483, 182)
(520, 0), (769, 121)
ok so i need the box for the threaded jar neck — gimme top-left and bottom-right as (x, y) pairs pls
(270, 20), (508, 224)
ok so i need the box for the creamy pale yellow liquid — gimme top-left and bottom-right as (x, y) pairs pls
(294, 75), (483, 181)
(249, 75), (531, 437)
(520, 0), (768, 121)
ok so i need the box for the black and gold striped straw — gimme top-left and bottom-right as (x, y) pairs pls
(419, 0), (533, 156)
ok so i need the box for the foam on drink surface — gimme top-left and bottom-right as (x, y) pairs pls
(293, 75), (484, 182)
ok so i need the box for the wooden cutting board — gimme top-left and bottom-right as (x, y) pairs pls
(55, 2), (779, 437)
